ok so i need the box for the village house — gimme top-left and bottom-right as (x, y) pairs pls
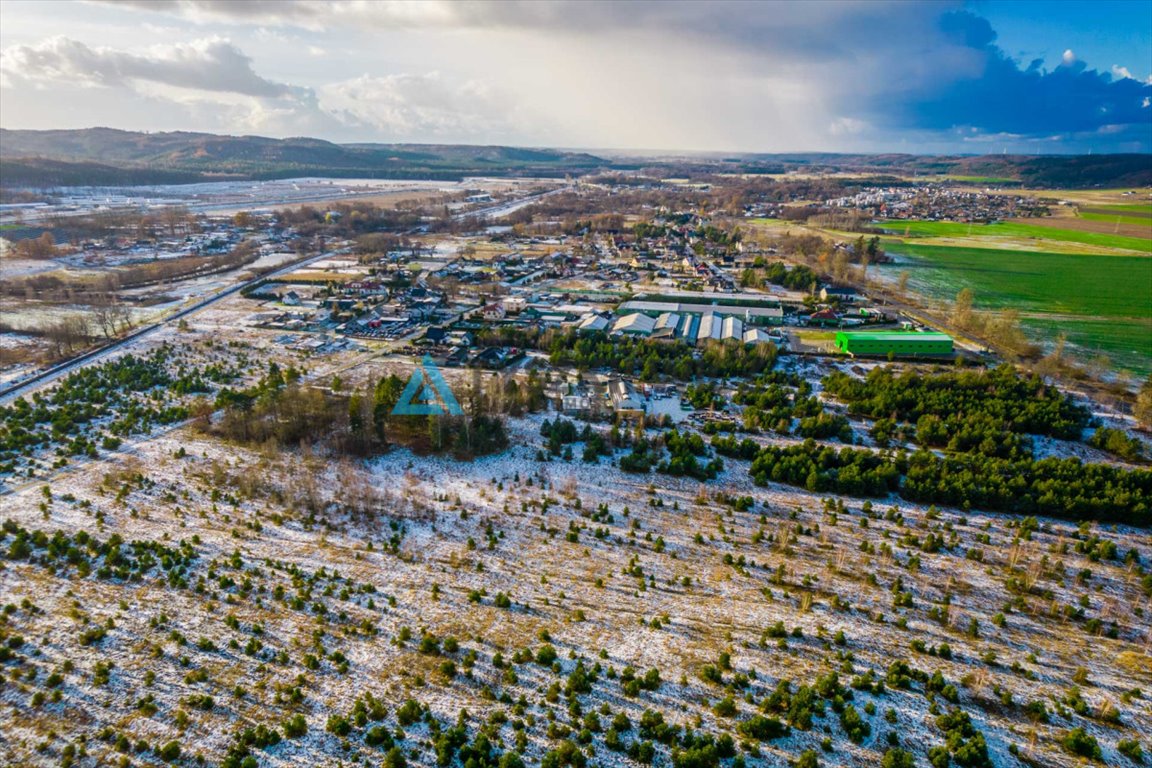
(478, 302), (507, 322)
(607, 379), (645, 416)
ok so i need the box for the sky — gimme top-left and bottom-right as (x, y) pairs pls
(0, 0), (1149, 154)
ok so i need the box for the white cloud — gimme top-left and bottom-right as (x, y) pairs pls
(0, 36), (302, 98)
(0, 33), (546, 143)
(829, 117), (867, 136)
(0, 35), (347, 138)
(319, 72), (527, 141)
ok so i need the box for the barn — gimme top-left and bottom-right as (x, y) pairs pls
(834, 331), (953, 357)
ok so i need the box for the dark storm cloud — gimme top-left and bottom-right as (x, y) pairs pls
(100, 0), (939, 61)
(893, 11), (1151, 137)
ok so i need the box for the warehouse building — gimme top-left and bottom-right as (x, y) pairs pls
(834, 331), (953, 357)
(611, 312), (657, 336)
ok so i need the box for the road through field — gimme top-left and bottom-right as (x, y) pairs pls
(0, 185), (568, 406)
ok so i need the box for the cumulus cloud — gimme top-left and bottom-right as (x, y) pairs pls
(0, 32), (535, 143)
(0, 36), (303, 98)
(0, 35), (346, 138)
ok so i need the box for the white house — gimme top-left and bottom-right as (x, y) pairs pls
(479, 303), (506, 321)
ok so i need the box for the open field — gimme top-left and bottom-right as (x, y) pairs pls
(878, 243), (1152, 374)
(1022, 314), (1152, 366)
(794, 330), (836, 344)
(2, 369), (1150, 768)
(876, 220), (1151, 254)
(1087, 203), (1152, 214)
(980, 188), (1152, 207)
(1080, 211), (1152, 224)
(1050, 214), (1152, 236)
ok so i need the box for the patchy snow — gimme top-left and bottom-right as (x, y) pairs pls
(1, 338), (1149, 768)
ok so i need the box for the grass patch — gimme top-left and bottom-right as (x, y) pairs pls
(877, 219), (1151, 252)
(1022, 316), (1152, 373)
(796, 330), (837, 343)
(1115, 651), (1152, 681)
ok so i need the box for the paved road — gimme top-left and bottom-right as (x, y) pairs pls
(0, 250), (335, 405)
(0, 185), (568, 406)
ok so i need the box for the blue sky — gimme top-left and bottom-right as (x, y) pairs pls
(971, 0), (1151, 71)
(0, 0), (1149, 154)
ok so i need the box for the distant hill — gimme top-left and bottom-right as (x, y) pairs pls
(718, 152), (1152, 188)
(0, 128), (606, 185)
(1, 128), (1148, 188)
(0, 157), (218, 187)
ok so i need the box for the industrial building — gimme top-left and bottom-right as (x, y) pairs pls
(619, 298), (784, 323)
(834, 331), (953, 357)
(575, 308), (777, 348)
(612, 312), (658, 336)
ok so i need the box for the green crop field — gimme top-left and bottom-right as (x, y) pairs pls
(1079, 212), (1152, 227)
(1023, 316), (1152, 370)
(878, 220), (1151, 252)
(1095, 203), (1152, 214)
(879, 243), (1152, 375)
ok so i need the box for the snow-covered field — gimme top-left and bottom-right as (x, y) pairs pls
(1, 384), (1149, 767)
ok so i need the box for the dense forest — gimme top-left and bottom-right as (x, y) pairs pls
(822, 366), (1094, 460)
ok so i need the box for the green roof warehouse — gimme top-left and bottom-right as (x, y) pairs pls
(834, 331), (954, 357)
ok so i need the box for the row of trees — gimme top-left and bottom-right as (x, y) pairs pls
(274, 202), (422, 239)
(718, 437), (1151, 525)
(901, 451), (1151, 523)
(950, 289), (1036, 360)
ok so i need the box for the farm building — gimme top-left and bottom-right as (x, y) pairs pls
(834, 331), (953, 357)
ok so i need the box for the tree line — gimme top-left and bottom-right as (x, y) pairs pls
(712, 437), (1150, 526)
